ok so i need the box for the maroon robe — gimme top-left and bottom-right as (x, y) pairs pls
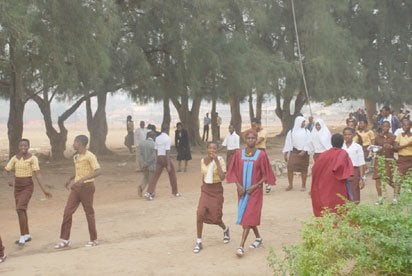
(311, 148), (353, 217)
(226, 149), (276, 226)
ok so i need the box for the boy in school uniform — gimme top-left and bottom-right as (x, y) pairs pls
(55, 135), (101, 249)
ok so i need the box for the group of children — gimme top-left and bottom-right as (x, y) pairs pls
(1, 135), (101, 263)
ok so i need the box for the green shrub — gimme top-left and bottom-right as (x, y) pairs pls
(268, 165), (412, 275)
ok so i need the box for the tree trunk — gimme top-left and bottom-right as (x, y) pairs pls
(364, 98), (377, 126)
(211, 96), (218, 142)
(171, 94), (202, 146)
(255, 91), (263, 120)
(162, 96), (171, 129)
(7, 82), (25, 158)
(87, 93), (112, 155)
(248, 92), (254, 122)
(275, 93), (293, 136)
(228, 91), (242, 136)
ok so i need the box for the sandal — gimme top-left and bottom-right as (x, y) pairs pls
(236, 247), (244, 257)
(250, 238), (263, 249)
(0, 255), (6, 263)
(193, 242), (202, 253)
(15, 236), (32, 245)
(85, 240), (99, 247)
(223, 227), (230, 244)
(54, 240), (71, 249)
(265, 184), (272, 193)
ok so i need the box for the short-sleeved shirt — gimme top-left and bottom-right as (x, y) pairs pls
(342, 142), (365, 167)
(201, 156), (226, 184)
(357, 129), (375, 146)
(395, 134), (412, 156)
(222, 132), (240, 150)
(256, 128), (268, 149)
(374, 133), (396, 159)
(155, 132), (171, 156)
(5, 155), (40, 177)
(74, 150), (101, 183)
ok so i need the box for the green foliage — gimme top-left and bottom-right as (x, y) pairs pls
(268, 171), (412, 275)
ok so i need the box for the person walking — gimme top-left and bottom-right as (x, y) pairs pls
(282, 116), (312, 191)
(226, 129), (276, 257)
(54, 135), (101, 249)
(145, 124), (180, 200)
(202, 113), (211, 142)
(125, 115), (135, 153)
(193, 142), (230, 253)
(4, 139), (52, 246)
(175, 122), (192, 172)
(310, 119), (332, 161)
(134, 121), (148, 171)
(311, 134), (353, 217)
(138, 131), (157, 197)
(222, 125), (240, 169)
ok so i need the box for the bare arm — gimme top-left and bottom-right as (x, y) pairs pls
(33, 171), (52, 198)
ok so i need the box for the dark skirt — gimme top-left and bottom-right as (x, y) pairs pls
(348, 167), (361, 202)
(14, 177), (34, 210)
(287, 151), (309, 173)
(176, 146), (192, 161)
(197, 183), (224, 225)
(397, 155), (412, 175)
(126, 131), (134, 147)
(373, 158), (395, 187)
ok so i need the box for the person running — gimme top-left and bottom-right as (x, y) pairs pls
(342, 127), (366, 203)
(311, 133), (353, 217)
(145, 124), (180, 200)
(226, 129), (276, 257)
(372, 121), (397, 205)
(54, 135), (101, 249)
(202, 113), (211, 142)
(4, 139), (52, 246)
(138, 131), (157, 197)
(193, 142), (230, 254)
(125, 115), (135, 153)
(134, 121), (148, 171)
(0, 235), (6, 263)
(282, 116), (312, 191)
(357, 118), (375, 161)
(175, 122), (192, 172)
(222, 125), (240, 169)
(394, 119), (412, 185)
(310, 119), (332, 161)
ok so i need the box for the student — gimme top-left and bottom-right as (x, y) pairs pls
(346, 119), (363, 146)
(394, 119), (412, 183)
(342, 127), (366, 203)
(373, 121), (397, 204)
(134, 121), (148, 171)
(305, 116), (314, 132)
(175, 122), (192, 172)
(202, 113), (211, 142)
(222, 125), (240, 169)
(226, 130), (276, 257)
(138, 131), (156, 196)
(311, 134), (353, 217)
(145, 124), (180, 200)
(0, 235), (6, 263)
(125, 115), (134, 153)
(4, 139), (52, 246)
(282, 116), (312, 191)
(193, 142), (229, 253)
(310, 119), (332, 161)
(357, 119), (375, 161)
(55, 135), (101, 249)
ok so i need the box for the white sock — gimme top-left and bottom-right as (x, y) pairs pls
(196, 238), (202, 243)
(24, 234), (31, 240)
(223, 226), (228, 232)
(19, 236), (25, 243)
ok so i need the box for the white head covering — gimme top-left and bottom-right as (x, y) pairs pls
(283, 116), (313, 153)
(311, 119), (332, 153)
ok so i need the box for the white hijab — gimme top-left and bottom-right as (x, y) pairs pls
(311, 119), (332, 153)
(283, 116), (312, 153)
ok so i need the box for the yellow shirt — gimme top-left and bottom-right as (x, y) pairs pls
(256, 128), (268, 149)
(201, 156), (226, 184)
(395, 134), (412, 156)
(357, 129), (375, 146)
(74, 151), (101, 183)
(5, 155), (40, 177)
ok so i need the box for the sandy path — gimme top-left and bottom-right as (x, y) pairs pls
(0, 143), (379, 275)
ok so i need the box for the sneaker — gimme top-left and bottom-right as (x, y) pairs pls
(193, 242), (202, 253)
(144, 192), (155, 201)
(265, 184), (272, 193)
(173, 193), (181, 197)
(223, 227), (230, 244)
(0, 254), (7, 263)
(54, 240), (71, 249)
(85, 240), (99, 247)
(236, 247), (244, 257)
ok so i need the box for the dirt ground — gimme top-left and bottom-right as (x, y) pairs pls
(0, 136), (380, 276)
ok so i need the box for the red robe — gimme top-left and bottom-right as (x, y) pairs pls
(226, 149), (276, 226)
(311, 148), (353, 217)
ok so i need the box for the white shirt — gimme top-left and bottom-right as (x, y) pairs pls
(222, 132), (240, 150)
(135, 127), (148, 146)
(342, 142), (365, 167)
(394, 128), (411, 137)
(155, 132), (171, 156)
(383, 114), (393, 133)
